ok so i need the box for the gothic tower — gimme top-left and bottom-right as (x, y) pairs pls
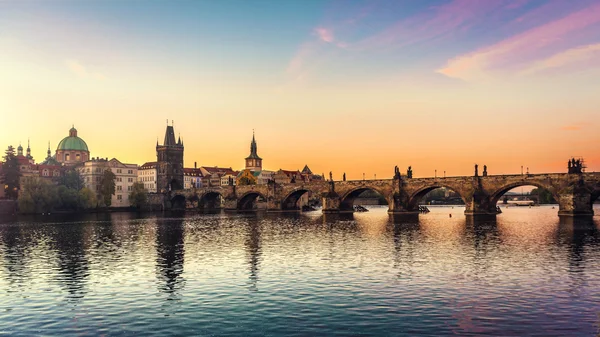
(156, 123), (184, 192)
(245, 131), (262, 171)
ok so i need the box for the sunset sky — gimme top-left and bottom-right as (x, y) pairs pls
(1, 0), (599, 179)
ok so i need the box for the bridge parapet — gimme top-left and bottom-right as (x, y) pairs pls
(150, 172), (599, 216)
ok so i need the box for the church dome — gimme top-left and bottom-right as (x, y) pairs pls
(57, 126), (89, 152)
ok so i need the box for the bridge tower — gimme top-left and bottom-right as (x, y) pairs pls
(156, 122), (184, 192)
(245, 131), (262, 171)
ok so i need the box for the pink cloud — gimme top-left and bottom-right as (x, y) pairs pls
(522, 43), (600, 74)
(437, 3), (600, 81)
(314, 27), (334, 43)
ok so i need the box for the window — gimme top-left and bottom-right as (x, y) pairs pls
(54, 170), (59, 177)
(86, 177), (90, 182)
(96, 185), (100, 191)
(76, 154), (81, 161)
(87, 168), (90, 173)
(42, 169), (49, 176)
(127, 186), (132, 191)
(117, 169), (122, 173)
(65, 153), (70, 161)
(128, 178), (133, 182)
(116, 177), (122, 182)
(96, 177), (101, 182)
(117, 195), (122, 200)
(128, 170), (133, 174)
(117, 185), (122, 191)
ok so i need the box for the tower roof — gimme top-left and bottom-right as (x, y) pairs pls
(245, 131), (262, 160)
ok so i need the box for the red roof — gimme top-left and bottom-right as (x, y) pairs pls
(202, 166), (235, 175)
(139, 162), (157, 169)
(278, 169), (301, 177)
(183, 168), (203, 177)
(16, 155), (30, 165)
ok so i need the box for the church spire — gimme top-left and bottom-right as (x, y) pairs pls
(26, 138), (31, 158)
(47, 141), (51, 159)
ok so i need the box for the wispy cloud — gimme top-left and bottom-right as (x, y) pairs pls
(286, 0), (513, 82)
(561, 125), (582, 131)
(65, 59), (106, 80)
(314, 27), (334, 43)
(437, 3), (600, 81)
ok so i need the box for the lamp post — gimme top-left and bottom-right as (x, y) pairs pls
(444, 171), (446, 178)
(435, 170), (437, 178)
(363, 173), (365, 181)
(521, 166), (523, 175)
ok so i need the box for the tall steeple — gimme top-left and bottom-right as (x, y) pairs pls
(47, 142), (51, 159)
(17, 142), (23, 156)
(245, 130), (262, 171)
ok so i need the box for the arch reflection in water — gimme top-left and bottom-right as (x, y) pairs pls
(156, 218), (185, 295)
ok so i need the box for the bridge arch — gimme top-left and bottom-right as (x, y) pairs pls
(281, 188), (318, 211)
(237, 191), (267, 211)
(339, 186), (389, 211)
(489, 181), (558, 205)
(198, 191), (223, 210)
(170, 194), (186, 210)
(408, 184), (467, 209)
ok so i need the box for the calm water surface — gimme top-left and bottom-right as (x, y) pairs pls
(1, 206), (600, 336)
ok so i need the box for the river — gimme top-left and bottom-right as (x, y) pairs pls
(0, 205), (599, 336)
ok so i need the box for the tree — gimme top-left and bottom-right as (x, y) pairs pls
(57, 168), (84, 191)
(99, 169), (116, 207)
(57, 185), (79, 210)
(238, 176), (256, 186)
(17, 178), (58, 213)
(128, 182), (148, 209)
(1, 146), (21, 199)
(530, 188), (556, 204)
(79, 187), (97, 209)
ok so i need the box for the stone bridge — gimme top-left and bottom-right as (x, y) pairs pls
(161, 172), (600, 217)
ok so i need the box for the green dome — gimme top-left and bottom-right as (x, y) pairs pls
(57, 136), (89, 152)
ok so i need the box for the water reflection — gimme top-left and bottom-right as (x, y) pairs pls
(50, 222), (90, 300)
(155, 217), (185, 296)
(244, 217), (262, 291)
(0, 224), (30, 286)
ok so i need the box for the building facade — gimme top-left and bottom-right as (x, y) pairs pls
(79, 158), (137, 207)
(184, 167), (203, 189)
(138, 162), (157, 193)
(156, 124), (184, 192)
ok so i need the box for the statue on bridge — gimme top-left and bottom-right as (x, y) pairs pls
(568, 157), (584, 174)
(343, 172), (346, 181)
(394, 166), (401, 179)
(329, 171), (333, 181)
(483, 165), (487, 177)
(407, 166), (413, 179)
(474, 164), (479, 177)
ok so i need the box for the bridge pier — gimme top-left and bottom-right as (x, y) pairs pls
(387, 192), (417, 215)
(322, 193), (341, 214)
(557, 188), (594, 217)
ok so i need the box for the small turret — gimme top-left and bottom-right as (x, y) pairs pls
(26, 139), (31, 159)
